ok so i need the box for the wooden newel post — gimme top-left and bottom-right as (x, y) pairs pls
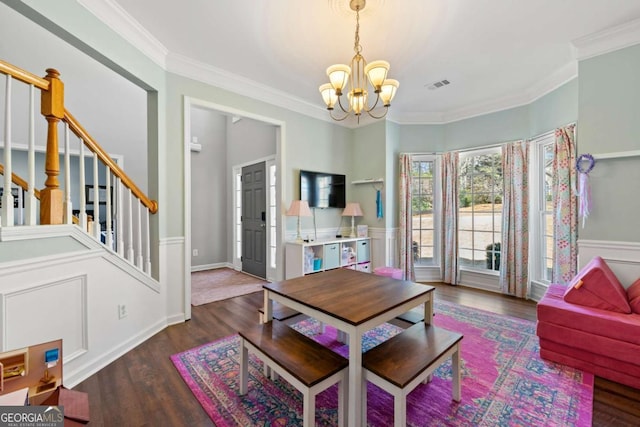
(40, 68), (65, 224)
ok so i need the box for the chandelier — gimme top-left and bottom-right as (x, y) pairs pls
(319, 0), (399, 123)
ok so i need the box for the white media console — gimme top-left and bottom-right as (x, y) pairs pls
(285, 237), (371, 279)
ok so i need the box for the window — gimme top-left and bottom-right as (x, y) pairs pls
(458, 149), (503, 271)
(235, 171), (242, 260)
(532, 134), (555, 283)
(268, 163), (277, 270)
(411, 156), (437, 266)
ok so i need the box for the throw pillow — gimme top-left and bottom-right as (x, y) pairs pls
(563, 256), (631, 313)
(628, 278), (640, 314)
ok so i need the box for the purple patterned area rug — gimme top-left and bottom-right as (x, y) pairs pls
(171, 300), (593, 426)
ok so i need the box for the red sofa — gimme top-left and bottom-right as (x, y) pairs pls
(537, 255), (640, 389)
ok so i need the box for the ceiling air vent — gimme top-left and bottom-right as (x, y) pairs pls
(427, 79), (451, 90)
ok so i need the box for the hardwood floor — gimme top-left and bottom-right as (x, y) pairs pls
(74, 283), (640, 426)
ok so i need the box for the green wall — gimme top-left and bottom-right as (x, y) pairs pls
(577, 45), (640, 241)
(529, 78), (578, 136)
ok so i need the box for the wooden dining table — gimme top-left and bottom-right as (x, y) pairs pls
(262, 268), (435, 427)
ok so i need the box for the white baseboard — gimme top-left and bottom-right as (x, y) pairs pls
(191, 262), (232, 272)
(64, 317), (168, 388)
(529, 281), (548, 302)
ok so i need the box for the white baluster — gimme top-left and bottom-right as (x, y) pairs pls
(16, 188), (24, 225)
(2, 75), (14, 227)
(63, 123), (72, 224)
(127, 188), (134, 263)
(25, 84), (36, 226)
(105, 168), (113, 250)
(144, 206), (151, 274)
(78, 139), (87, 231)
(116, 178), (124, 257)
(93, 152), (100, 239)
(136, 199), (143, 269)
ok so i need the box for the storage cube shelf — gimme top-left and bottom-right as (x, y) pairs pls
(285, 237), (371, 279)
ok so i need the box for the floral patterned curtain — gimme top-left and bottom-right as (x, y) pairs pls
(500, 141), (529, 297)
(441, 152), (459, 284)
(399, 154), (415, 281)
(552, 125), (578, 284)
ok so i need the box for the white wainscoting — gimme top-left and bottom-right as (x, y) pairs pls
(578, 240), (640, 288)
(159, 237), (187, 325)
(530, 239), (640, 302)
(2, 274), (88, 362)
(369, 227), (397, 270)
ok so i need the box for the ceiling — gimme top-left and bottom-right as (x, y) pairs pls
(79, 0), (640, 126)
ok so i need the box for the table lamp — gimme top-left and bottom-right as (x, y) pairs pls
(286, 200), (313, 242)
(342, 202), (363, 238)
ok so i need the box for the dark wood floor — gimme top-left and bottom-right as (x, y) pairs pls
(74, 283), (640, 426)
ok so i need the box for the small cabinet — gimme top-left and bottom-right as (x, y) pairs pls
(286, 237), (371, 279)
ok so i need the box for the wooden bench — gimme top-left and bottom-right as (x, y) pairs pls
(395, 310), (425, 325)
(258, 301), (301, 323)
(238, 320), (349, 427)
(362, 323), (463, 427)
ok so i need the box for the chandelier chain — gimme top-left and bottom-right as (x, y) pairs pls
(354, 8), (362, 54)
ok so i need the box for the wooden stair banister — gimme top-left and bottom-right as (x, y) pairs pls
(1, 61), (158, 219)
(2, 59), (155, 274)
(0, 164), (80, 226)
(0, 60), (49, 90)
(63, 110), (158, 214)
(0, 164), (41, 200)
(40, 68), (65, 225)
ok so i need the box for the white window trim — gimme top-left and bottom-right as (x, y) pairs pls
(411, 154), (441, 281)
(529, 131), (555, 286)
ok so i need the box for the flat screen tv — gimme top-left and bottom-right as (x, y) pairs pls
(300, 170), (346, 208)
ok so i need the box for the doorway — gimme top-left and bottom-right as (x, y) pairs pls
(183, 97), (286, 321)
(241, 161), (267, 278)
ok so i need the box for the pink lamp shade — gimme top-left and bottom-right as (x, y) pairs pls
(342, 202), (363, 238)
(286, 200), (313, 242)
(286, 200), (313, 217)
(342, 202), (363, 217)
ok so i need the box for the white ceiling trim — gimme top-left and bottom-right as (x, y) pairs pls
(165, 53), (329, 124)
(572, 17), (640, 60)
(77, 0), (168, 68)
(394, 62), (578, 125)
(76, 0), (638, 127)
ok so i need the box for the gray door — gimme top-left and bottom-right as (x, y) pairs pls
(242, 162), (267, 278)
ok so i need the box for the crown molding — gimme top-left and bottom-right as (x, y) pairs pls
(393, 61), (577, 125)
(525, 61), (578, 103)
(75, 1), (626, 127)
(165, 53), (330, 123)
(572, 18), (640, 61)
(77, 0), (168, 68)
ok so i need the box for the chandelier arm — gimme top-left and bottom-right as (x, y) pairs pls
(329, 108), (351, 122)
(364, 91), (382, 113)
(336, 94), (352, 114)
(366, 106), (389, 120)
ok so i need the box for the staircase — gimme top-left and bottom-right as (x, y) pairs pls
(0, 60), (157, 277)
(0, 59), (166, 387)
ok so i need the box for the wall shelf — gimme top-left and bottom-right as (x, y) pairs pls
(352, 178), (384, 185)
(592, 150), (640, 160)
